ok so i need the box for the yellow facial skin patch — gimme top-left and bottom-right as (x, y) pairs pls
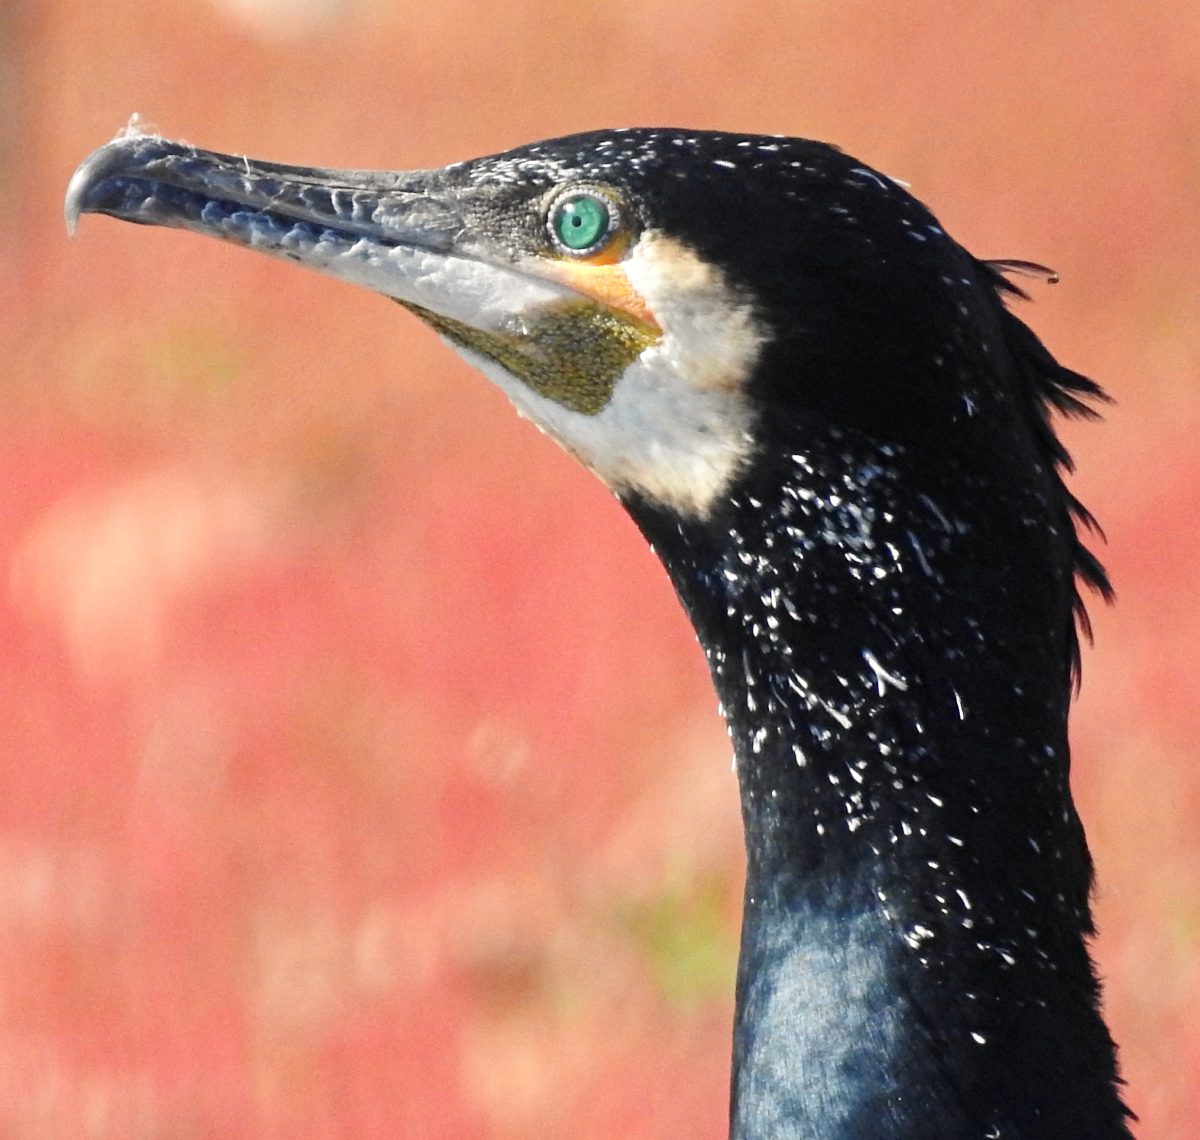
(528, 239), (660, 331)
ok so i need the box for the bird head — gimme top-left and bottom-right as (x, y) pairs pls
(66, 125), (1101, 543)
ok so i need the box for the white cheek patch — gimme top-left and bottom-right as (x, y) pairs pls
(624, 231), (765, 395)
(446, 231), (765, 519)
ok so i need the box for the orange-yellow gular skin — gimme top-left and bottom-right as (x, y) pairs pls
(528, 235), (660, 334)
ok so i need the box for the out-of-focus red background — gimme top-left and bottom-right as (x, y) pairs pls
(3, 2), (1198, 1136)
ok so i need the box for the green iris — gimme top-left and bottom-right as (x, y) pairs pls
(551, 191), (612, 252)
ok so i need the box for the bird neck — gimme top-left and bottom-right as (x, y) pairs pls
(625, 429), (1131, 1139)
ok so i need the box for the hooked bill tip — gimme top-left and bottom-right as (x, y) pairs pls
(64, 116), (162, 237)
(63, 159), (90, 237)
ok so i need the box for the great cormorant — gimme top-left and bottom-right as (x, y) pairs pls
(66, 126), (1133, 1139)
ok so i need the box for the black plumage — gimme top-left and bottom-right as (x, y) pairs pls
(66, 126), (1132, 1138)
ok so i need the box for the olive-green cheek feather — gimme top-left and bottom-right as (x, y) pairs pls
(400, 299), (660, 415)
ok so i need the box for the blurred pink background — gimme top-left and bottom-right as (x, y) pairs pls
(3, 2), (1198, 1136)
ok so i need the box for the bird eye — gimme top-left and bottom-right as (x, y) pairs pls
(548, 190), (615, 254)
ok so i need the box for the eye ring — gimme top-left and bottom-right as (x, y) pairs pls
(547, 186), (621, 256)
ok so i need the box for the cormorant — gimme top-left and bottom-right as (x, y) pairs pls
(66, 126), (1133, 1139)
